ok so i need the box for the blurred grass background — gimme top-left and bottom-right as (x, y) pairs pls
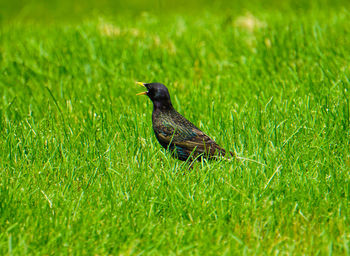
(1, 0), (350, 23)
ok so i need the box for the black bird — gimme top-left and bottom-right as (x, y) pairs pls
(137, 82), (231, 161)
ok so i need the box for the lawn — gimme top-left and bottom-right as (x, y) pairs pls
(1, 0), (350, 255)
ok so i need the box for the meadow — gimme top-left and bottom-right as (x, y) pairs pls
(1, 0), (350, 254)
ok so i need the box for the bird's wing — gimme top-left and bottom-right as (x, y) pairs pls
(157, 118), (226, 158)
(157, 131), (225, 158)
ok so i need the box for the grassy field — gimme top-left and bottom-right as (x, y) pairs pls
(1, 0), (350, 254)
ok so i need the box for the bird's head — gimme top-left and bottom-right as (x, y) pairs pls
(136, 82), (173, 109)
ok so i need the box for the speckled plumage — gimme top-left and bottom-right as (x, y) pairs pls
(138, 82), (229, 161)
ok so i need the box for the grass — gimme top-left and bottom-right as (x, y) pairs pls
(1, 0), (350, 254)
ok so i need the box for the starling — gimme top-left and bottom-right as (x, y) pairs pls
(137, 82), (231, 161)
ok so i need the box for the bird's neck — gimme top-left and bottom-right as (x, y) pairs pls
(153, 100), (174, 112)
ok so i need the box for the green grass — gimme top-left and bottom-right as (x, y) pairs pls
(1, 0), (350, 254)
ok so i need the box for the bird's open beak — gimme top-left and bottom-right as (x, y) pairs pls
(136, 82), (147, 95)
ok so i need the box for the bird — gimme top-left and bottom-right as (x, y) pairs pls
(136, 82), (232, 161)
